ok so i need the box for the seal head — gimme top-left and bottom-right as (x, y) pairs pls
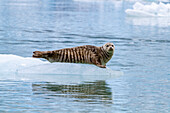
(102, 42), (115, 54)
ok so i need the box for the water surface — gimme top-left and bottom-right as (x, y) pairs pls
(0, 0), (169, 113)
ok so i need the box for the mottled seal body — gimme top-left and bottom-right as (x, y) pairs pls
(33, 43), (115, 68)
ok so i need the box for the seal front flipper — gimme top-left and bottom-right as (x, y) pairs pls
(96, 64), (106, 68)
(93, 60), (106, 68)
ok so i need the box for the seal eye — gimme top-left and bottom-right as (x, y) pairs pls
(106, 45), (109, 47)
(112, 45), (114, 47)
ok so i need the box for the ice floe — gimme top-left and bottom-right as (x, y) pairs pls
(125, 2), (170, 17)
(0, 54), (123, 83)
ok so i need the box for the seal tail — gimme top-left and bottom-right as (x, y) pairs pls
(32, 51), (53, 58)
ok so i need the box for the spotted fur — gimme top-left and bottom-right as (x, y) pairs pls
(33, 43), (115, 68)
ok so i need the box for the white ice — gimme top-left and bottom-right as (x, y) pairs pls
(125, 2), (170, 17)
(0, 54), (123, 83)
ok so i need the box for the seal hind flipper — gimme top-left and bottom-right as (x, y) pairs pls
(32, 51), (54, 58)
(32, 51), (43, 58)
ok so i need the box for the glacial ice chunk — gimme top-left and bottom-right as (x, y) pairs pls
(0, 54), (123, 83)
(125, 2), (170, 17)
(0, 54), (45, 73)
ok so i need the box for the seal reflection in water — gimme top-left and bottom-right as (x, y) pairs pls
(32, 43), (115, 68)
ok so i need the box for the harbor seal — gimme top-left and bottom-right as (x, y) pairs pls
(32, 42), (115, 68)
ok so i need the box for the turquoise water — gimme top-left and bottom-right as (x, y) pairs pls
(0, 0), (170, 113)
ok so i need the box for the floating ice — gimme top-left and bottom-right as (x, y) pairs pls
(125, 2), (170, 17)
(0, 54), (45, 73)
(126, 16), (170, 27)
(0, 54), (123, 83)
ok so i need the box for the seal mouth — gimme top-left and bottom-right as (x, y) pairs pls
(109, 47), (114, 51)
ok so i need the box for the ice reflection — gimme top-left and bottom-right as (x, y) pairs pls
(126, 17), (170, 27)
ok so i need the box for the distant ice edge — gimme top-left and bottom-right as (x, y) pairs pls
(0, 54), (123, 83)
(125, 2), (170, 17)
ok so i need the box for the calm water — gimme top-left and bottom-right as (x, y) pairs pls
(0, 0), (170, 113)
